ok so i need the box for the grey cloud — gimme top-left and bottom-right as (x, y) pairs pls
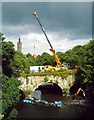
(2, 0), (94, 2)
(2, 2), (92, 40)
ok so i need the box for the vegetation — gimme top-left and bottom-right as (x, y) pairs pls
(1, 33), (21, 119)
(24, 39), (94, 97)
(44, 76), (49, 82)
(2, 75), (20, 119)
(21, 69), (76, 77)
(11, 51), (30, 77)
(1, 31), (94, 118)
(63, 88), (69, 96)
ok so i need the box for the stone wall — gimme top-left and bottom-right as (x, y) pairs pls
(18, 75), (75, 94)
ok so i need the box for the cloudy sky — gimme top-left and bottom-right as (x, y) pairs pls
(2, 1), (92, 55)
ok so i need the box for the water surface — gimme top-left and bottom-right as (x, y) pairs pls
(16, 94), (94, 118)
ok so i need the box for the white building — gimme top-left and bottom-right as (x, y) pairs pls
(30, 66), (45, 73)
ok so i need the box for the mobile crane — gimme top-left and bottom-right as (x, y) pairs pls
(33, 11), (66, 71)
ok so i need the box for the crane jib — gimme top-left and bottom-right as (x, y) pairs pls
(34, 14), (53, 50)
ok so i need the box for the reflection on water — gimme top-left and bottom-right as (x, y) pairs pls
(16, 93), (94, 118)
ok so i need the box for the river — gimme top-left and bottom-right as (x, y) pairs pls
(16, 93), (94, 119)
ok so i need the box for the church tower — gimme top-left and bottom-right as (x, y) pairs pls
(17, 37), (22, 52)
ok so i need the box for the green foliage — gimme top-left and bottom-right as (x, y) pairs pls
(63, 88), (69, 96)
(0, 89), (2, 114)
(2, 74), (20, 115)
(7, 108), (18, 120)
(56, 52), (65, 63)
(26, 53), (35, 66)
(82, 40), (94, 81)
(29, 39), (94, 97)
(44, 76), (49, 82)
(0, 33), (5, 42)
(34, 52), (55, 66)
(29, 70), (76, 78)
(1, 32), (94, 120)
(24, 89), (32, 98)
(11, 52), (30, 77)
(65, 40), (94, 96)
(30, 71), (48, 76)
(34, 55), (42, 66)
(2, 40), (15, 77)
(1, 34), (21, 119)
(65, 45), (86, 67)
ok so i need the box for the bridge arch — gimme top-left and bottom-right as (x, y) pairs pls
(33, 82), (63, 95)
(18, 75), (75, 98)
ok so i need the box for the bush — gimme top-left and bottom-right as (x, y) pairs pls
(2, 74), (20, 118)
(6, 108), (18, 120)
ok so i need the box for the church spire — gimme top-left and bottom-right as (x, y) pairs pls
(19, 37), (21, 43)
(17, 37), (22, 52)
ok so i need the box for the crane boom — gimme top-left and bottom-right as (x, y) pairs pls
(33, 11), (53, 50)
(33, 11), (62, 67)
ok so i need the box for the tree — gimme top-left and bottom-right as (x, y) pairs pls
(81, 40), (94, 96)
(2, 74), (20, 118)
(34, 55), (42, 66)
(26, 53), (35, 66)
(11, 51), (30, 77)
(41, 52), (54, 65)
(1, 34), (21, 119)
(64, 50), (77, 68)
(56, 52), (65, 63)
(2, 40), (15, 77)
(66, 40), (94, 97)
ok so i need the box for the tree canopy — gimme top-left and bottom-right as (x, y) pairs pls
(1, 33), (21, 119)
(2, 41), (15, 77)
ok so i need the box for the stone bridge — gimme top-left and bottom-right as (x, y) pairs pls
(18, 75), (75, 95)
